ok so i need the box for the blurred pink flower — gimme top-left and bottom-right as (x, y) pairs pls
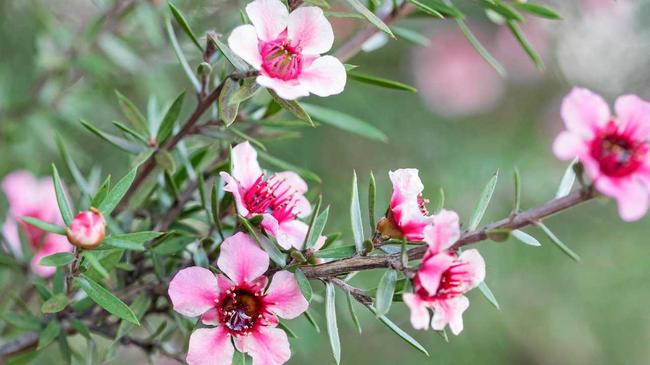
(411, 27), (505, 117)
(220, 141), (324, 250)
(1, 171), (71, 277)
(553, 87), (650, 221)
(228, 0), (346, 100)
(379, 168), (434, 241)
(168, 232), (308, 365)
(66, 209), (105, 249)
(403, 213), (485, 335)
(495, 19), (550, 82)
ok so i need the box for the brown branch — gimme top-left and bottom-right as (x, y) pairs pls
(301, 189), (598, 279)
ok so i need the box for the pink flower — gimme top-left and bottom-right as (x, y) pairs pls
(553, 88), (650, 221)
(403, 212), (486, 335)
(168, 232), (308, 365)
(227, 0), (346, 100)
(66, 209), (106, 249)
(220, 142), (324, 250)
(377, 169), (434, 241)
(1, 171), (71, 277)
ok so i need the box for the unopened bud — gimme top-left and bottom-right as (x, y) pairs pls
(66, 208), (106, 249)
(197, 62), (212, 77)
(487, 228), (511, 242)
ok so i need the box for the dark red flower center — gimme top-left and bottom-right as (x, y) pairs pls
(217, 288), (264, 335)
(260, 39), (303, 81)
(590, 121), (647, 177)
(243, 174), (300, 222)
(415, 256), (471, 300)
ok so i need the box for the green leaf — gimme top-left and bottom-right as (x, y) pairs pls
(103, 238), (145, 251)
(304, 310), (321, 333)
(313, 245), (357, 259)
(514, 2), (561, 19)
(268, 90), (314, 126)
(455, 17), (505, 76)
(513, 166), (521, 213)
(80, 119), (147, 154)
(157, 92), (185, 144)
(83, 251), (109, 279)
(240, 219), (286, 267)
(345, 291), (362, 334)
(115, 91), (149, 136)
(219, 78), (240, 127)
(506, 20), (544, 70)
(37, 321), (61, 350)
(165, 17), (201, 91)
(51, 165), (74, 226)
(370, 307), (429, 356)
(155, 150), (176, 173)
(302, 103), (388, 142)
(511, 229), (541, 247)
(480, 0), (523, 21)
(478, 281), (500, 310)
(22, 217), (66, 235)
(71, 319), (91, 339)
(294, 269), (313, 303)
(556, 158), (578, 198)
(350, 171), (365, 253)
(368, 171), (376, 231)
(116, 293), (151, 340)
(305, 207), (329, 250)
(257, 151), (321, 183)
(92, 175), (111, 209)
(348, 71), (417, 92)
(41, 294), (70, 314)
(55, 134), (91, 195)
(393, 26), (430, 46)
(211, 182), (225, 240)
(230, 78), (261, 104)
(408, 0), (444, 18)
(468, 170), (499, 231)
(112, 231), (163, 243)
(209, 35), (249, 71)
(168, 2), (203, 51)
(40, 252), (75, 267)
(536, 222), (580, 262)
(375, 269), (397, 316)
(343, 0), (394, 37)
(97, 166), (138, 216)
(77, 274), (140, 325)
(325, 282), (341, 365)
(112, 121), (148, 145)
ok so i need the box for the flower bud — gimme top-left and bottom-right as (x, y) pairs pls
(66, 208), (106, 249)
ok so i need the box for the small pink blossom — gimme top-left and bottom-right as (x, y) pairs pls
(168, 232), (308, 365)
(220, 142), (324, 250)
(66, 209), (106, 249)
(1, 171), (71, 277)
(553, 87), (650, 221)
(377, 169), (434, 241)
(227, 0), (346, 100)
(403, 212), (485, 335)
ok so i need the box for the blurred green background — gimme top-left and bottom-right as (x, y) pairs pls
(1, 0), (649, 364)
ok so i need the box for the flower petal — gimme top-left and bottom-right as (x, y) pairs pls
(561, 87), (610, 138)
(552, 131), (589, 161)
(246, 0), (289, 42)
(297, 55), (346, 97)
(418, 251), (455, 295)
(276, 220), (309, 250)
(186, 327), (234, 365)
(403, 293), (430, 330)
(220, 172), (250, 218)
(287, 6), (334, 55)
(457, 249), (486, 289)
(424, 210), (460, 254)
(231, 141), (263, 190)
(614, 94), (650, 140)
(168, 267), (219, 317)
(257, 75), (309, 100)
(228, 24), (263, 69)
(2, 219), (22, 256)
(264, 270), (308, 319)
(239, 326), (291, 365)
(217, 232), (270, 285)
(388, 168), (433, 241)
(596, 177), (650, 221)
(432, 296), (470, 335)
(32, 234), (71, 278)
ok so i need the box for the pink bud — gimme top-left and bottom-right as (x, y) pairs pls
(66, 208), (106, 249)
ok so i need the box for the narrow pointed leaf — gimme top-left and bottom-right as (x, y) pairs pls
(409, 0), (444, 18)
(536, 222), (581, 261)
(22, 217), (66, 235)
(369, 306), (429, 356)
(368, 171), (377, 231)
(348, 71), (417, 92)
(92, 175), (111, 208)
(506, 21), (544, 70)
(157, 92), (185, 144)
(325, 282), (341, 365)
(77, 274), (140, 325)
(511, 229), (541, 247)
(40, 252), (75, 267)
(219, 78), (240, 127)
(37, 321), (61, 350)
(305, 207), (329, 250)
(513, 167), (521, 213)
(165, 18), (201, 91)
(478, 281), (500, 310)
(346, 291), (362, 334)
(344, 0), (394, 37)
(294, 269), (313, 303)
(302, 103), (387, 142)
(350, 171), (365, 253)
(269, 91), (314, 126)
(80, 119), (147, 154)
(468, 170), (499, 230)
(168, 2), (203, 51)
(556, 158), (578, 198)
(514, 2), (561, 19)
(375, 269), (397, 316)
(209, 35), (250, 71)
(455, 18), (505, 76)
(51, 165), (74, 226)
(115, 91), (149, 136)
(41, 294), (70, 314)
(97, 166), (138, 216)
